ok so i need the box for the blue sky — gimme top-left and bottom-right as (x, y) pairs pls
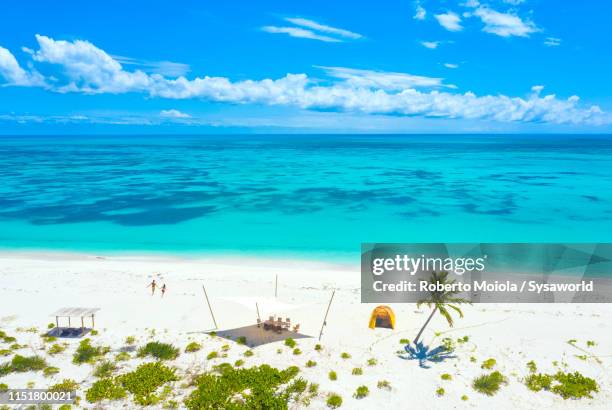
(1, 0), (611, 134)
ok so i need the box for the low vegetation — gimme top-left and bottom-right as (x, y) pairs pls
(137, 342), (180, 361)
(354, 385), (369, 399)
(340, 352), (351, 359)
(93, 360), (117, 378)
(0, 355), (47, 376)
(351, 367), (363, 376)
(481, 358), (496, 370)
(326, 393), (342, 408)
(49, 379), (79, 393)
(184, 342), (201, 353)
(120, 362), (179, 406)
(436, 387), (445, 396)
(525, 371), (598, 399)
(284, 338), (297, 348)
(86, 378), (127, 403)
(377, 380), (391, 390)
(73, 339), (109, 364)
(305, 360), (316, 368)
(441, 373), (452, 381)
(184, 364), (300, 409)
(328, 370), (337, 381)
(472, 371), (507, 396)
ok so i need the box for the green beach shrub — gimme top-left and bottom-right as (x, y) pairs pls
(305, 360), (316, 367)
(93, 360), (117, 378)
(0, 349), (10, 357)
(377, 380), (391, 390)
(86, 378), (127, 403)
(43, 366), (59, 377)
(441, 373), (452, 381)
(284, 338), (297, 348)
(137, 342), (179, 361)
(115, 351), (130, 361)
(244, 350), (254, 357)
(326, 393), (342, 408)
(73, 339), (109, 364)
(526, 371), (598, 399)
(481, 358), (496, 370)
(354, 385), (369, 399)
(234, 359), (244, 367)
(7, 355), (47, 373)
(287, 377), (308, 395)
(436, 387), (445, 396)
(184, 364), (300, 409)
(329, 370), (337, 381)
(461, 394), (469, 401)
(352, 367), (363, 375)
(314, 344), (322, 351)
(340, 352), (351, 359)
(0, 383), (8, 392)
(221, 344), (230, 352)
(48, 343), (67, 355)
(292, 348), (302, 355)
(527, 360), (537, 373)
(49, 379), (79, 393)
(367, 358), (377, 366)
(236, 336), (247, 345)
(185, 342), (201, 353)
(206, 351), (218, 360)
(119, 362), (179, 406)
(472, 371), (507, 396)
(125, 336), (136, 345)
(399, 338), (410, 344)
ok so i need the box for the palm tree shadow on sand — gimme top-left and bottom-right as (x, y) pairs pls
(398, 341), (456, 369)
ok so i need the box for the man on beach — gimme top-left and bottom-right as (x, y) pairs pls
(148, 279), (157, 295)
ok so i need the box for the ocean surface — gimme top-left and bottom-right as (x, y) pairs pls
(0, 135), (611, 261)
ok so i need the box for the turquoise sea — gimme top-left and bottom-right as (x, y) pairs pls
(0, 135), (611, 261)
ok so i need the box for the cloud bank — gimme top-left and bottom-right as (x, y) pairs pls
(0, 35), (608, 126)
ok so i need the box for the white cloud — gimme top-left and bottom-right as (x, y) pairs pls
(284, 18), (362, 39)
(160, 109), (191, 119)
(502, 0), (525, 5)
(261, 26), (341, 42)
(319, 66), (455, 90)
(420, 41), (441, 49)
(414, 4), (426, 20)
(473, 7), (538, 37)
(30, 34), (152, 93)
(543, 37), (561, 47)
(434, 12), (463, 32)
(115, 56), (190, 77)
(0, 46), (43, 86)
(0, 35), (609, 126)
(444, 63), (459, 69)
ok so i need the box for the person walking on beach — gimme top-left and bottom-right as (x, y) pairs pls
(148, 279), (157, 295)
(161, 283), (167, 298)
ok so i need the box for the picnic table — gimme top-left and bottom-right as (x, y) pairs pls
(260, 316), (290, 333)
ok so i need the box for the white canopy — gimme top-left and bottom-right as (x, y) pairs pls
(223, 297), (300, 319)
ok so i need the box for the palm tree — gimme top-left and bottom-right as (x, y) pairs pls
(413, 271), (469, 345)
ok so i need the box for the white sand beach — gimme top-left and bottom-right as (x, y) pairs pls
(0, 251), (610, 409)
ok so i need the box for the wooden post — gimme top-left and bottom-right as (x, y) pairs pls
(81, 317), (84, 334)
(55, 316), (59, 329)
(318, 289), (335, 341)
(68, 317), (71, 328)
(202, 285), (218, 329)
(275, 275), (278, 298)
(91, 314), (95, 329)
(256, 302), (261, 322)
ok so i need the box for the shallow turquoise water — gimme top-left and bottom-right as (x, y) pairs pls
(0, 135), (611, 261)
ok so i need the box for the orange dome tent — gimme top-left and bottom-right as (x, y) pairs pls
(368, 305), (395, 329)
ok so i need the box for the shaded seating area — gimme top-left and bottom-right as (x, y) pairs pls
(211, 324), (310, 348)
(47, 307), (100, 338)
